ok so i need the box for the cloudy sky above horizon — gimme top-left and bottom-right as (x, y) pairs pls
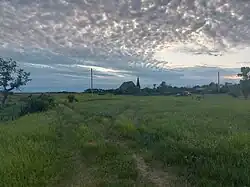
(1, 0), (250, 92)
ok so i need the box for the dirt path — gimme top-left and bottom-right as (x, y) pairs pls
(58, 105), (189, 187)
(133, 154), (189, 187)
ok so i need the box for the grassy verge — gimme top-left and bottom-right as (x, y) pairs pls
(0, 110), (71, 187)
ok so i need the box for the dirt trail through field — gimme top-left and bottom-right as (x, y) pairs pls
(133, 154), (189, 187)
(60, 104), (189, 187)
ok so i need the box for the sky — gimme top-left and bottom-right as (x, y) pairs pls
(1, 0), (250, 92)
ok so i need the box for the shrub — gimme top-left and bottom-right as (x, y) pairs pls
(228, 92), (238, 98)
(0, 94), (56, 121)
(0, 103), (23, 121)
(67, 95), (78, 103)
(20, 94), (55, 115)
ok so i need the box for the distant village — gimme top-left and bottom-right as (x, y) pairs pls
(84, 77), (240, 97)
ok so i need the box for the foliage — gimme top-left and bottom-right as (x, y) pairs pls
(237, 67), (250, 99)
(153, 84), (156, 89)
(0, 94), (55, 121)
(67, 94), (78, 103)
(237, 67), (250, 80)
(226, 83), (241, 98)
(0, 57), (31, 105)
(0, 102), (23, 121)
(240, 79), (250, 99)
(20, 94), (55, 114)
(228, 92), (238, 98)
(95, 80), (238, 96)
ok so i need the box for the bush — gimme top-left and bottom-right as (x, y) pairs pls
(67, 95), (78, 103)
(0, 94), (56, 121)
(228, 92), (238, 98)
(20, 94), (55, 115)
(0, 103), (23, 121)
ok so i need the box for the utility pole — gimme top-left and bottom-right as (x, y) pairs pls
(90, 68), (93, 95)
(217, 71), (220, 93)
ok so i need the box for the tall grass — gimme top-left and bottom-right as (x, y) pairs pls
(0, 111), (65, 187)
(71, 95), (250, 187)
(0, 101), (140, 187)
(0, 94), (250, 186)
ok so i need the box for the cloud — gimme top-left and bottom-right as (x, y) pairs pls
(223, 75), (240, 80)
(56, 64), (132, 78)
(2, 0), (250, 56)
(0, 0), (249, 91)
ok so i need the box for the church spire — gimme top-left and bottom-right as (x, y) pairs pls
(136, 77), (140, 89)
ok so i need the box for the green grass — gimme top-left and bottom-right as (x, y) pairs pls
(0, 94), (250, 186)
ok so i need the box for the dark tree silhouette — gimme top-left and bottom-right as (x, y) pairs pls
(237, 67), (250, 99)
(159, 81), (166, 87)
(153, 84), (156, 89)
(0, 57), (31, 106)
(237, 67), (250, 80)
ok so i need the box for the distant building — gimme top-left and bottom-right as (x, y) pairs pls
(136, 77), (141, 89)
(119, 81), (136, 91)
(118, 81), (140, 94)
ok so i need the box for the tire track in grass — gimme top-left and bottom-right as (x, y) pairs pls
(133, 154), (190, 187)
(60, 102), (190, 187)
(114, 140), (189, 187)
(56, 103), (136, 186)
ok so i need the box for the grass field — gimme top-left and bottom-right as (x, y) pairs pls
(0, 94), (250, 187)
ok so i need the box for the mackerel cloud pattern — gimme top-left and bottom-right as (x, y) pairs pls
(1, 0), (250, 64)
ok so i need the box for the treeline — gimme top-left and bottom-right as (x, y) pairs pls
(83, 81), (240, 96)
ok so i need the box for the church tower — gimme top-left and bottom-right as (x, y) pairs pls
(136, 77), (140, 89)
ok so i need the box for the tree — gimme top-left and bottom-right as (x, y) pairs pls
(0, 57), (31, 106)
(159, 81), (166, 87)
(157, 81), (168, 94)
(237, 67), (250, 80)
(208, 82), (218, 93)
(153, 84), (156, 89)
(237, 67), (250, 99)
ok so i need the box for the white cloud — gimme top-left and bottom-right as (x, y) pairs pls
(154, 44), (250, 69)
(0, 0), (249, 91)
(55, 64), (132, 78)
(22, 62), (56, 69)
